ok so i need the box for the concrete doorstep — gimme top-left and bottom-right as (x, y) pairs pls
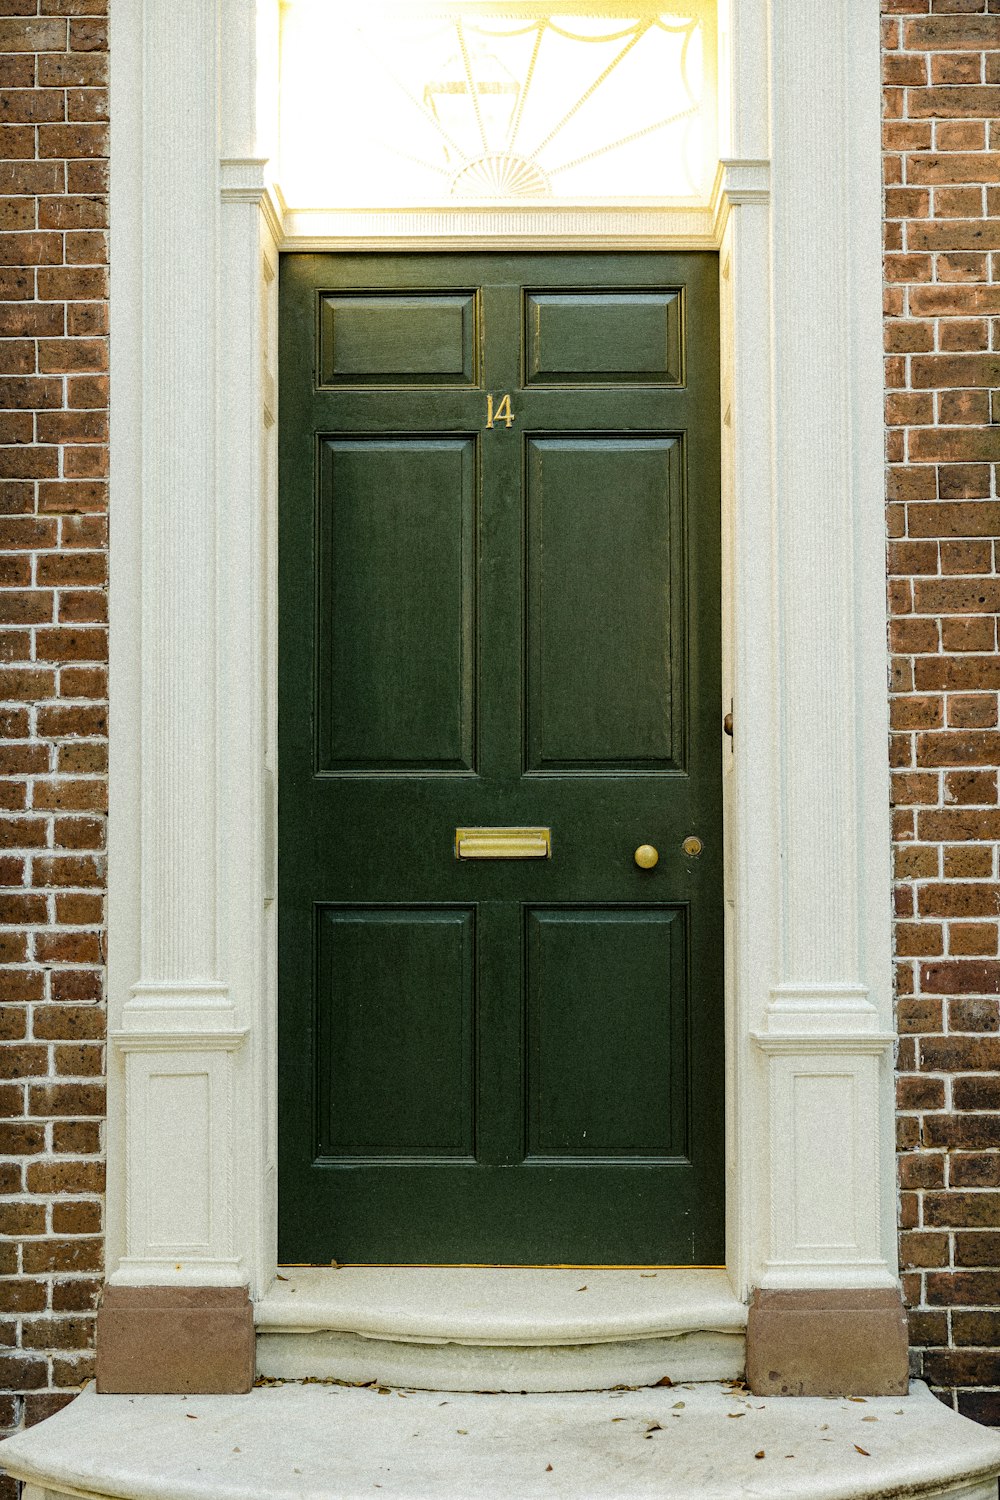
(2, 1378), (1000, 1500)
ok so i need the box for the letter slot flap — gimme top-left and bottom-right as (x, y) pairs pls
(455, 827), (551, 859)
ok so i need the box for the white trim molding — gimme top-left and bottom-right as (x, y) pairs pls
(280, 201), (720, 252)
(108, 0), (894, 1310)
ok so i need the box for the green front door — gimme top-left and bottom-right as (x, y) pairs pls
(278, 253), (723, 1265)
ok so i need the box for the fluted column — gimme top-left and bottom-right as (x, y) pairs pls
(107, 0), (264, 1300)
(745, 0), (896, 1294)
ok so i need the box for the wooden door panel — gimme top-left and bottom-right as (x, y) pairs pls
(524, 290), (682, 385)
(525, 435), (683, 773)
(320, 292), (478, 386)
(316, 436), (477, 773)
(525, 906), (688, 1159)
(315, 906), (476, 1159)
(279, 251), (723, 1265)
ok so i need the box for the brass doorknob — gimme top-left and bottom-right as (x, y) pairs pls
(634, 844), (659, 870)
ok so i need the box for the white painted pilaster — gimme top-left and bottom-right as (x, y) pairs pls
(107, 0), (275, 1291)
(747, 0), (896, 1290)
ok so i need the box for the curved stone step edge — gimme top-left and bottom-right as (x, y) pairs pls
(255, 1325), (745, 1392)
(254, 1265), (747, 1346)
(4, 1381), (1000, 1500)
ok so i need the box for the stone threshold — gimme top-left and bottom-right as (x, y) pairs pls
(4, 1379), (1000, 1500)
(254, 1266), (747, 1391)
(255, 1266), (747, 1344)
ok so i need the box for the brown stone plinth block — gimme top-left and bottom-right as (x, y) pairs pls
(96, 1285), (255, 1395)
(746, 1287), (909, 1398)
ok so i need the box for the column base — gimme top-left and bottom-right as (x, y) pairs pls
(746, 1287), (909, 1397)
(96, 1285), (254, 1395)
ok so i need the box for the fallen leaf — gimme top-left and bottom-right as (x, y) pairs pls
(545, 1464), (553, 1472)
(672, 1401), (685, 1410)
(457, 1430), (468, 1435)
(275, 1273), (288, 1282)
(611, 1417), (627, 1423)
(819, 1424), (829, 1432)
(640, 1273), (656, 1279)
(754, 1451), (765, 1460)
(848, 1396), (866, 1403)
(654, 1375), (673, 1387)
(854, 1446), (870, 1457)
(861, 1416), (878, 1422)
(232, 1447), (241, 1453)
(577, 1285), (588, 1292)
(784, 1454), (795, 1459)
(727, 1412), (745, 1419)
(646, 1423), (662, 1433)
(186, 1414), (198, 1420)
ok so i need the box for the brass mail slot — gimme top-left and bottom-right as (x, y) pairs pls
(455, 827), (551, 860)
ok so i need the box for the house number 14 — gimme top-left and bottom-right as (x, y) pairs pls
(486, 393), (515, 430)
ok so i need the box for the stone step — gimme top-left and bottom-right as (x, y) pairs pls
(3, 1379), (1000, 1500)
(254, 1267), (746, 1392)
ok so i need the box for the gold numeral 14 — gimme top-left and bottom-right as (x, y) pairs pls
(486, 392), (515, 430)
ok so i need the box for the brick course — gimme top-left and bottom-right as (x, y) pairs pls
(0, 2), (107, 1492)
(886, 0), (1000, 1428)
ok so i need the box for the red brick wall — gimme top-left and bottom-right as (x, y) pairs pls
(0, 2), (107, 1488)
(884, 0), (1000, 1427)
(2, 0), (1000, 1472)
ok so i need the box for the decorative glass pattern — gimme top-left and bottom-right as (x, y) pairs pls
(279, 2), (718, 209)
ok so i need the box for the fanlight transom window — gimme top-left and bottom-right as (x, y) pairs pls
(279, 2), (719, 210)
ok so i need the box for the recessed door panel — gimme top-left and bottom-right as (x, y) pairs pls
(525, 290), (682, 385)
(316, 436), (476, 773)
(315, 906), (476, 1158)
(320, 292), (477, 385)
(526, 435), (683, 772)
(526, 906), (687, 1159)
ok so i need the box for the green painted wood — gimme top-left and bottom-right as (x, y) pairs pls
(525, 435), (683, 771)
(525, 291), (682, 384)
(525, 907), (687, 1159)
(320, 292), (477, 385)
(316, 437), (476, 771)
(316, 907), (475, 1157)
(279, 252), (723, 1266)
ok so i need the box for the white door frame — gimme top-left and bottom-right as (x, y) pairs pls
(106, 0), (894, 1303)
